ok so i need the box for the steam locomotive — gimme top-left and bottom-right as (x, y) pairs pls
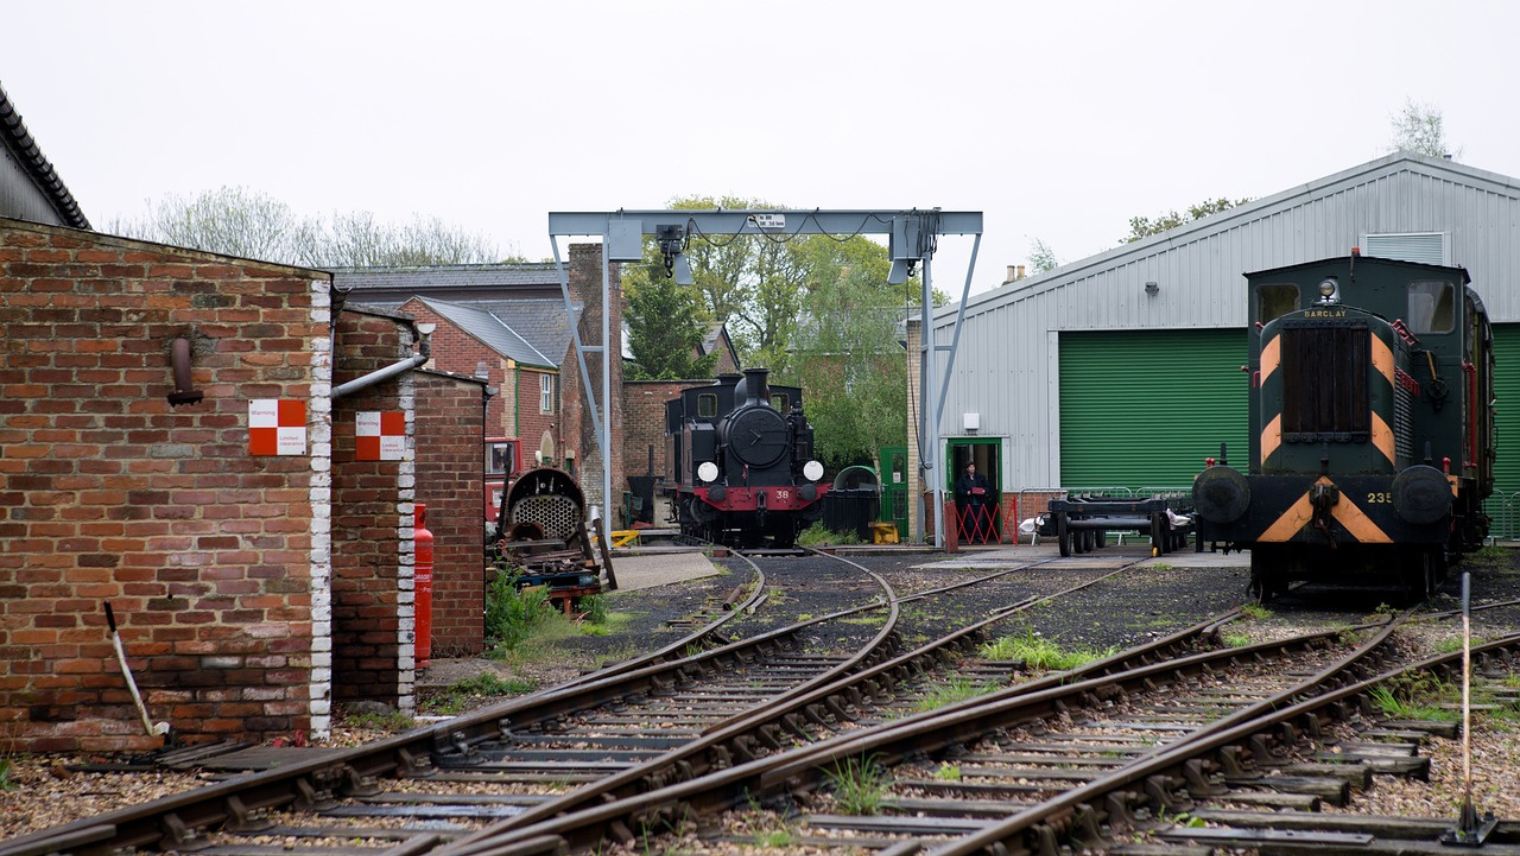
(664, 368), (828, 547)
(1193, 252), (1494, 602)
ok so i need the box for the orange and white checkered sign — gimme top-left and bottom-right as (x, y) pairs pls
(356, 412), (406, 461)
(249, 399), (307, 456)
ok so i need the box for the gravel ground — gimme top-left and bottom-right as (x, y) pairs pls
(4, 545), (1519, 842)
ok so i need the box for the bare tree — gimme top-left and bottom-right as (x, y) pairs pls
(105, 186), (502, 267)
(1389, 98), (1462, 160)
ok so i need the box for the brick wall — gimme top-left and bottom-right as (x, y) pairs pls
(0, 219), (327, 752)
(329, 310), (414, 709)
(623, 380), (699, 525)
(412, 369), (487, 657)
(397, 298), (514, 439)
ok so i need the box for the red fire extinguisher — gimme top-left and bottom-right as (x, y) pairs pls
(415, 503), (434, 668)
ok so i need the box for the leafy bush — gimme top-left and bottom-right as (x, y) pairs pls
(485, 566), (557, 652)
(797, 522), (861, 547)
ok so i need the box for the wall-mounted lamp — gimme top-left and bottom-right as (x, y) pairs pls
(1144, 281), (1159, 297)
(168, 337), (203, 407)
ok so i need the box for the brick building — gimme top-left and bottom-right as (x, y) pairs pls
(0, 217), (487, 751)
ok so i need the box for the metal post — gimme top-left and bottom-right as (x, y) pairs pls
(600, 245), (612, 548)
(922, 254), (943, 547)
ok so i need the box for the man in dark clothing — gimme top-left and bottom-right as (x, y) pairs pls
(954, 463), (992, 543)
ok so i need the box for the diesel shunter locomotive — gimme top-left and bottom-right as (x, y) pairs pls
(664, 368), (827, 547)
(1193, 252), (1494, 602)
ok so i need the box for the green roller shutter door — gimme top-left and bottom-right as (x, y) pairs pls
(1060, 329), (1249, 490)
(1492, 324), (1520, 494)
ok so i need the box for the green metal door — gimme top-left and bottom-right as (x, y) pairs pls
(1059, 329), (1249, 490)
(1491, 324), (1520, 494)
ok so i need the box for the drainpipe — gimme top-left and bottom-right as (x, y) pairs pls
(333, 323), (435, 400)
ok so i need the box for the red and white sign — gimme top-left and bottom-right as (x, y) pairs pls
(356, 412), (406, 461)
(249, 399), (307, 456)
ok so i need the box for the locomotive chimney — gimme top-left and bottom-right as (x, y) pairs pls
(737, 367), (771, 408)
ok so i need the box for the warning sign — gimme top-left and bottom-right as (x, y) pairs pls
(249, 399), (307, 456)
(356, 412), (406, 461)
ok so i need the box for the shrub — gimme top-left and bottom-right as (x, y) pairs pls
(485, 566), (557, 652)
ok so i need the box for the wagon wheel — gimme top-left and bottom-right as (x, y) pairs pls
(1057, 515), (1072, 558)
(1082, 529), (1096, 552)
(1094, 529), (1108, 549)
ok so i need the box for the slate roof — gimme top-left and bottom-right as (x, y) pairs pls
(414, 297), (556, 369)
(468, 298), (580, 364)
(331, 263), (560, 291)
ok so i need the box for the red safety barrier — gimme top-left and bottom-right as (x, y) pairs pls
(957, 503), (999, 545)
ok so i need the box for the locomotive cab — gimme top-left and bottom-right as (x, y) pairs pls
(1194, 254), (1493, 602)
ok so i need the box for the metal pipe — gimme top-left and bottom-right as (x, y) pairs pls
(332, 325), (432, 400)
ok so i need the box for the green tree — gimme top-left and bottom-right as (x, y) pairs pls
(1389, 98), (1461, 159)
(1122, 197), (1251, 243)
(624, 271), (720, 380)
(787, 236), (910, 468)
(1028, 238), (1060, 274)
(105, 186), (504, 267)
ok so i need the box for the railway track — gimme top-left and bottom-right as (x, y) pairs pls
(11, 550), (1515, 856)
(0, 549), (1185, 855)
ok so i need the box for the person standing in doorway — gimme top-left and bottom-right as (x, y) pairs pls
(955, 462), (992, 544)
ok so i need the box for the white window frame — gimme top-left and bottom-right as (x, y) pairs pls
(539, 373), (554, 413)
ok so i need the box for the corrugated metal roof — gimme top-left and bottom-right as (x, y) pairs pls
(0, 83), (89, 229)
(416, 297), (555, 368)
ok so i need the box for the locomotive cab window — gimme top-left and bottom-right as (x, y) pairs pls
(1408, 281), (1455, 334)
(1256, 284), (1300, 325)
(696, 393), (718, 419)
(771, 393), (790, 412)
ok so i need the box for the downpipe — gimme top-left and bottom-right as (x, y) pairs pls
(332, 322), (435, 399)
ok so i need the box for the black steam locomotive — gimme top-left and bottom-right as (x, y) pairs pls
(664, 368), (828, 547)
(1193, 252), (1494, 602)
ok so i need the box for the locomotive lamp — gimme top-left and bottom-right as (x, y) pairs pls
(1318, 277), (1339, 303)
(803, 460), (824, 482)
(697, 461), (719, 483)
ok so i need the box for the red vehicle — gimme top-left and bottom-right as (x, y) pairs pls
(484, 437), (521, 523)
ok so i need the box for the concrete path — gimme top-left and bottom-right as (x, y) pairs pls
(610, 551), (725, 591)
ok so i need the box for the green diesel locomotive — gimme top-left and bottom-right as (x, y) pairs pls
(1193, 252), (1494, 602)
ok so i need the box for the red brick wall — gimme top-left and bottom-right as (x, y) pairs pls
(0, 220), (323, 752)
(623, 380), (698, 518)
(329, 311), (411, 705)
(413, 370), (487, 657)
(397, 298), (514, 439)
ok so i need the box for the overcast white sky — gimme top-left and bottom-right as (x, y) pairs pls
(6, 0), (1517, 297)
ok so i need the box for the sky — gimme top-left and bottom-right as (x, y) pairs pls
(6, 0), (1519, 299)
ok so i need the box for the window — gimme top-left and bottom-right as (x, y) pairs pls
(697, 393), (718, 418)
(540, 373), (554, 413)
(1408, 281), (1456, 334)
(486, 440), (518, 476)
(770, 393), (790, 412)
(1256, 284), (1300, 325)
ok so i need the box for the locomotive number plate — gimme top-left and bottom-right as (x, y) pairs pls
(1366, 492), (1392, 504)
(776, 489), (791, 501)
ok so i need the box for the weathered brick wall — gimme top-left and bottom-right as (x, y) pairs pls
(412, 369), (487, 657)
(623, 380), (700, 525)
(517, 367), (561, 468)
(568, 245), (621, 514)
(329, 309), (414, 709)
(0, 219), (326, 752)
(396, 297), (515, 441)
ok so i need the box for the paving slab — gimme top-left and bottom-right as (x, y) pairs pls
(610, 551), (724, 591)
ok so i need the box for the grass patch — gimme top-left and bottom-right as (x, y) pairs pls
(344, 710), (417, 731)
(1150, 562), (1173, 572)
(981, 629), (1118, 671)
(1368, 673), (1461, 722)
(422, 673), (539, 715)
(1223, 632), (1253, 648)
(797, 522), (862, 547)
(916, 676), (996, 712)
(933, 762), (962, 781)
(1239, 602), (1271, 620)
(485, 567), (559, 652)
(0, 758), (13, 791)
(825, 755), (889, 815)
